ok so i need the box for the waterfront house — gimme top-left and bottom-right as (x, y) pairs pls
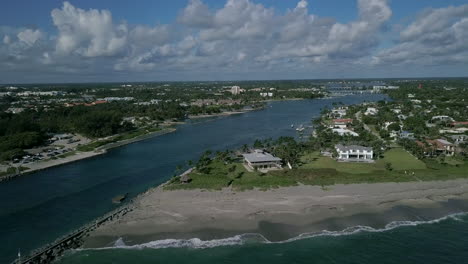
(329, 107), (348, 118)
(331, 118), (353, 129)
(426, 139), (456, 156)
(332, 128), (359, 137)
(242, 149), (282, 171)
(335, 144), (373, 162)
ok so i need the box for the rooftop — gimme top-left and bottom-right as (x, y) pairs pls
(242, 150), (281, 163)
(335, 144), (372, 152)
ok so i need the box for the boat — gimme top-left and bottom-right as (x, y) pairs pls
(296, 125), (305, 132)
(291, 124), (294, 128)
(112, 193), (128, 204)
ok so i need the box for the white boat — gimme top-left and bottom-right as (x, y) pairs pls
(296, 125), (305, 132)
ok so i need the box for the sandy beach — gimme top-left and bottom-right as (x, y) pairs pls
(84, 179), (468, 248)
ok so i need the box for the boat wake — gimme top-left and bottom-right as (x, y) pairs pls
(86, 212), (467, 251)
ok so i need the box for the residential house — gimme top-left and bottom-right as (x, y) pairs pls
(242, 149), (282, 171)
(332, 128), (359, 137)
(449, 135), (466, 145)
(364, 107), (378, 116)
(431, 115), (454, 124)
(331, 118), (353, 129)
(329, 107), (348, 118)
(450, 121), (468, 127)
(426, 139), (456, 156)
(5, 107), (25, 114)
(397, 114), (408, 120)
(399, 131), (415, 140)
(335, 144), (373, 162)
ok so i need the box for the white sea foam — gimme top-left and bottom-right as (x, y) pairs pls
(88, 212), (468, 251)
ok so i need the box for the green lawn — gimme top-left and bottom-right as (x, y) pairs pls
(302, 148), (426, 173)
(165, 160), (298, 191)
(301, 152), (380, 174)
(165, 149), (468, 191)
(377, 148), (427, 170)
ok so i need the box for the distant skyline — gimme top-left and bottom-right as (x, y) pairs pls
(1, 0), (468, 83)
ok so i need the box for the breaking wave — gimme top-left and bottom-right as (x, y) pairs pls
(87, 212), (467, 251)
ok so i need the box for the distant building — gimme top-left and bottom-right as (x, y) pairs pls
(399, 131), (415, 139)
(335, 144), (373, 162)
(5, 107), (25, 114)
(373, 85), (399, 91)
(450, 121), (468, 127)
(103, 97), (134, 102)
(397, 114), (408, 120)
(260, 92), (273, 97)
(364, 107), (378, 116)
(52, 134), (73, 141)
(230, 86), (244, 95)
(242, 149), (282, 171)
(449, 135), (466, 145)
(431, 115), (454, 123)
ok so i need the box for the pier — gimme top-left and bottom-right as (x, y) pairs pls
(11, 204), (134, 264)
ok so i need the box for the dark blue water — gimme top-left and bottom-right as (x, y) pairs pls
(0, 95), (386, 262)
(57, 213), (468, 264)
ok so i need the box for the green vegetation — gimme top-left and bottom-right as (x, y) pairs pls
(0, 80), (326, 162)
(166, 145), (467, 191)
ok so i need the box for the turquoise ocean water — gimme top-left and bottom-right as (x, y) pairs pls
(58, 213), (468, 264)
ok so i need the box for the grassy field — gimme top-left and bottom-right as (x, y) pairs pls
(302, 148), (426, 172)
(166, 148), (468, 191)
(165, 160), (297, 191)
(377, 148), (427, 170)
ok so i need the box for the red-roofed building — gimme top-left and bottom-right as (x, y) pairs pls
(332, 119), (354, 129)
(450, 121), (468, 127)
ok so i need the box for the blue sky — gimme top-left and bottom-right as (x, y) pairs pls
(3, 1), (465, 30)
(0, 0), (468, 83)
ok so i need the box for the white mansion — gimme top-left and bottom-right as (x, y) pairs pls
(335, 144), (374, 162)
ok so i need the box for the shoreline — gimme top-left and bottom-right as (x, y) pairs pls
(187, 108), (259, 119)
(83, 179), (468, 248)
(0, 127), (177, 183)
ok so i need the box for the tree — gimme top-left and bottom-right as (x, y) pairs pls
(387, 123), (401, 132)
(385, 162), (393, 171)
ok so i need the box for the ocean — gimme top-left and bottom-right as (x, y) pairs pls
(57, 212), (468, 264)
(0, 94), (408, 263)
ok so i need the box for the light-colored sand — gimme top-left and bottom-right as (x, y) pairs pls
(86, 179), (468, 245)
(19, 150), (105, 173)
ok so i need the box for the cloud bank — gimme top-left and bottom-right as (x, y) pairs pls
(0, 0), (467, 82)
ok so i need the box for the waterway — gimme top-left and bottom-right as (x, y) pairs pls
(0, 95), (387, 263)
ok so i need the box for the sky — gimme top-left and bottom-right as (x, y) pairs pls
(1, 0), (468, 83)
